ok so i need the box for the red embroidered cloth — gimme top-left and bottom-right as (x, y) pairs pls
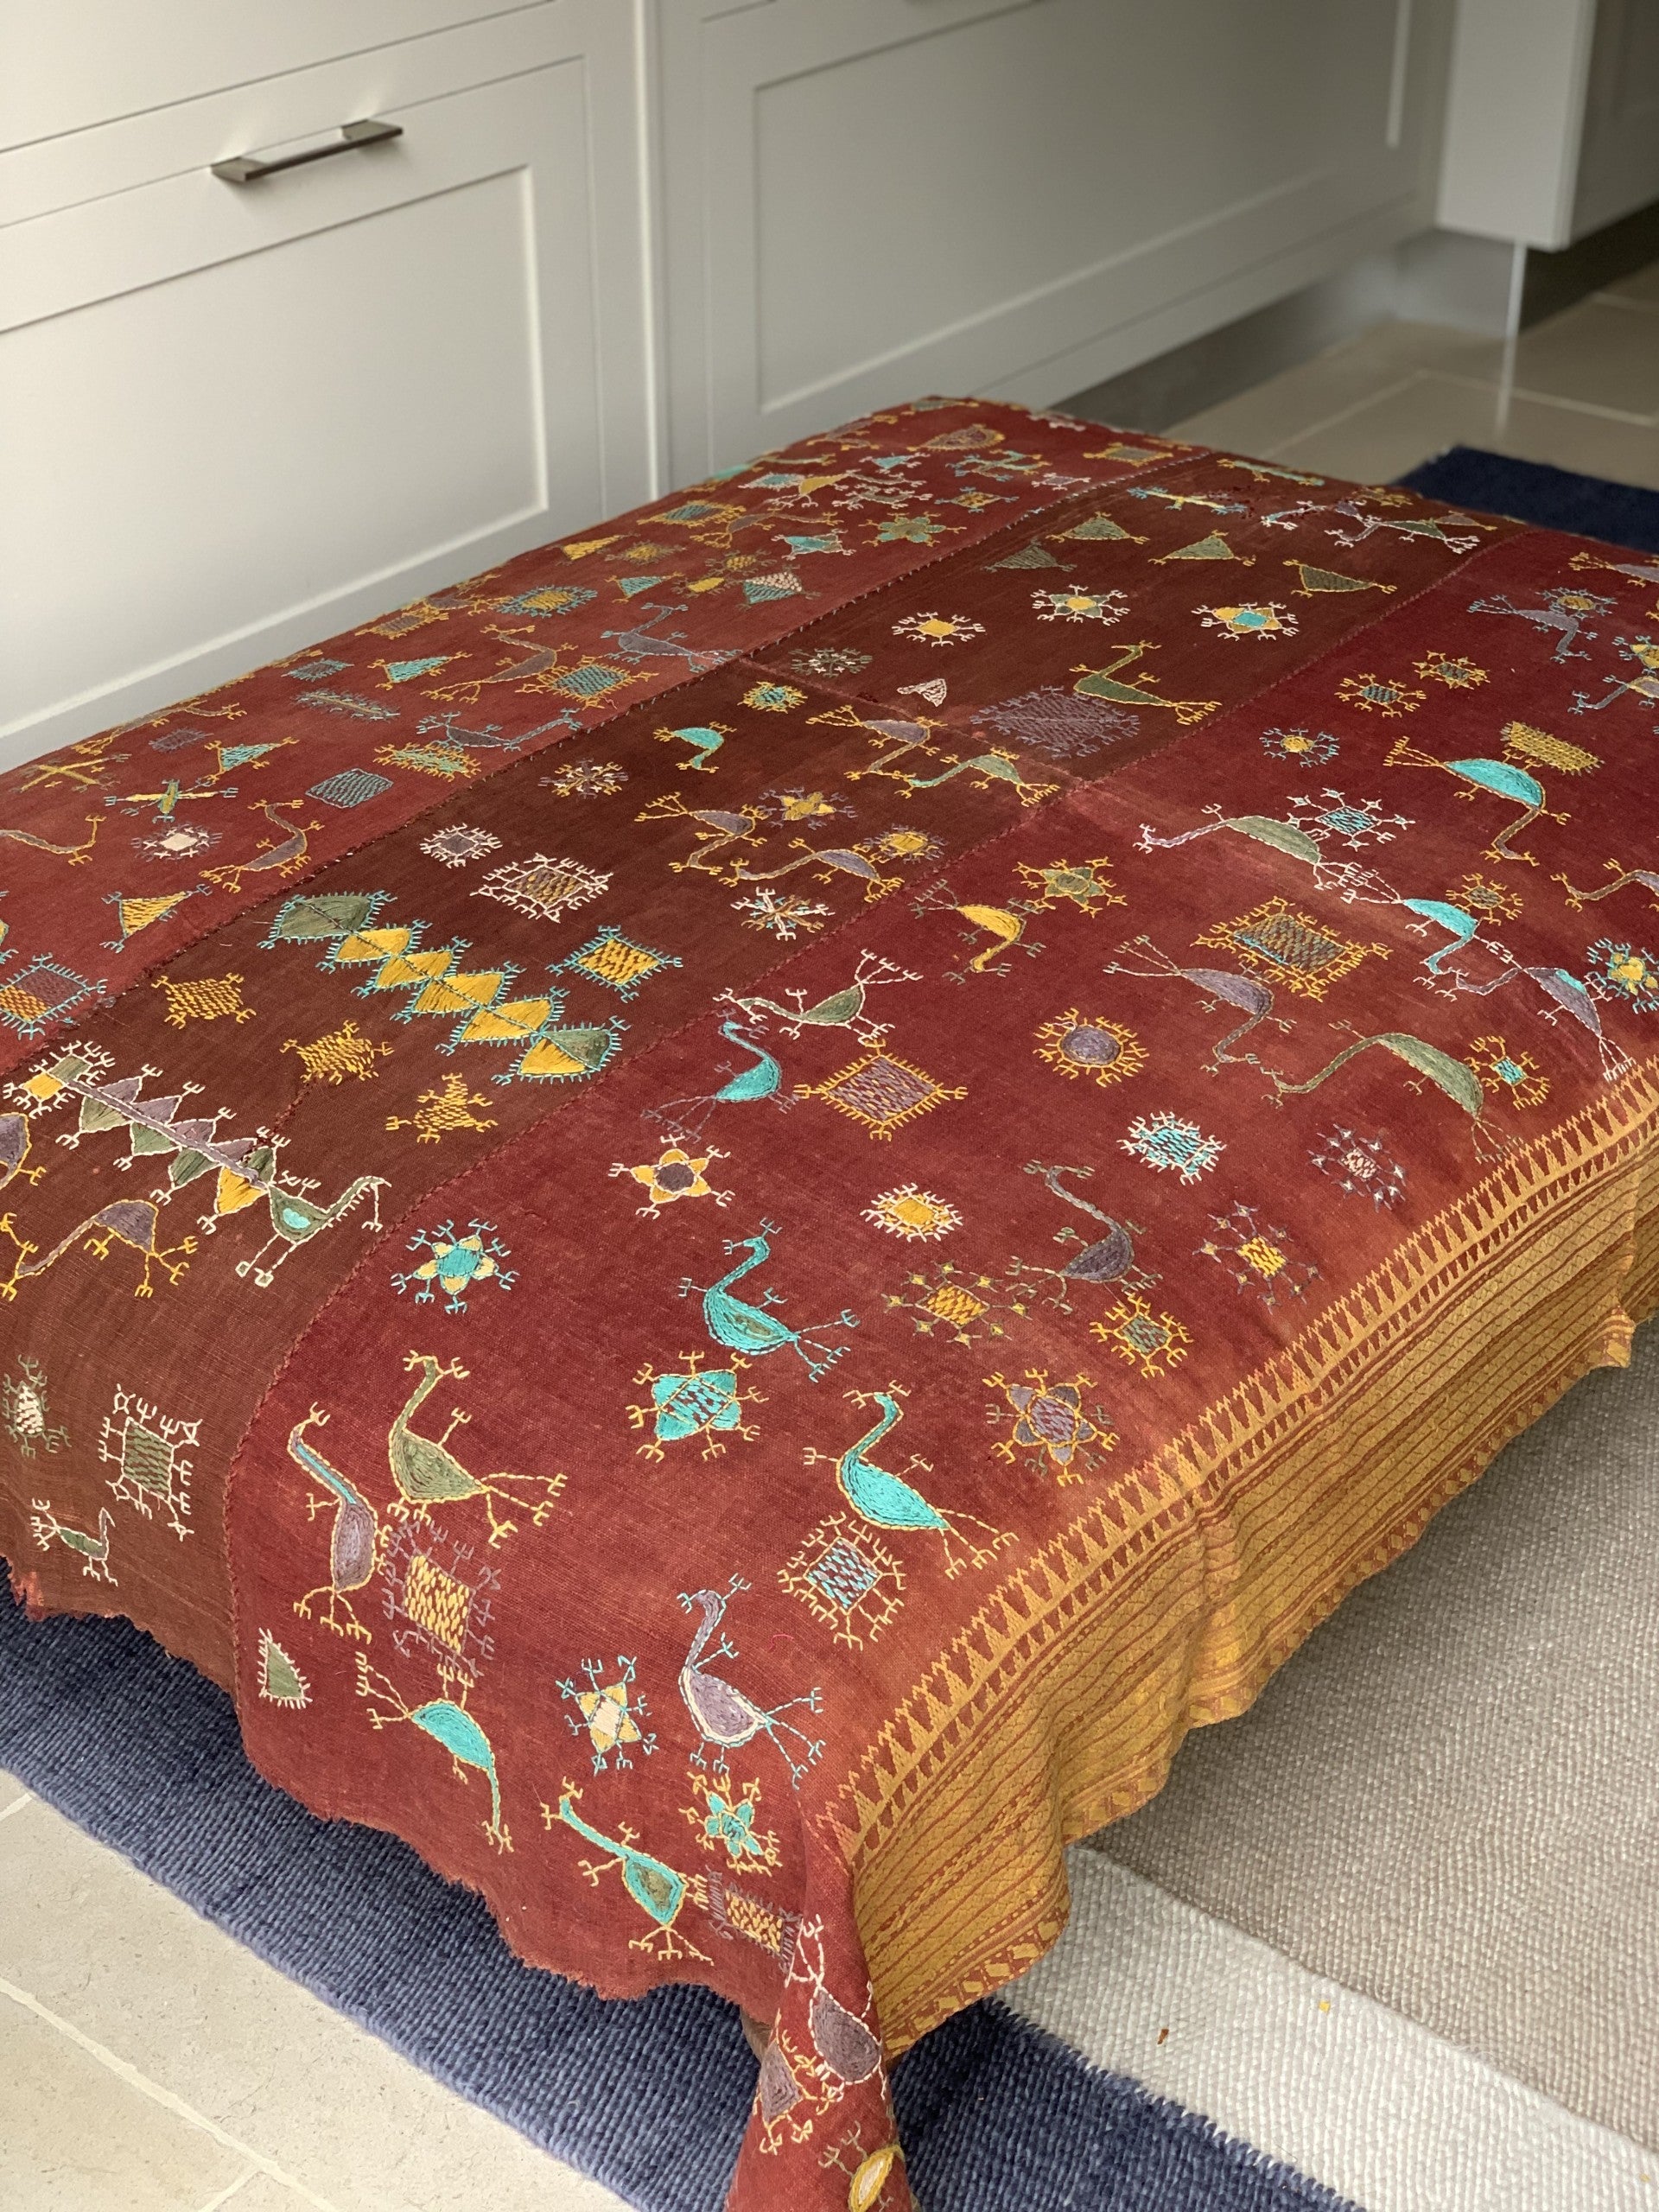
(4, 400), (1657, 2211)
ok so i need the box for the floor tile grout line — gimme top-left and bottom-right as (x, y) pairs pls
(0, 1789), (35, 1825)
(1430, 371), (1659, 429)
(193, 2170), (261, 2212)
(0, 1973), (345, 2212)
(1256, 370), (1427, 457)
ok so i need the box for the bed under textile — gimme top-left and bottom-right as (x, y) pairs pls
(3, 400), (1657, 2211)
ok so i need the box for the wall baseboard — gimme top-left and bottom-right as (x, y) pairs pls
(1057, 245), (1411, 432)
(1058, 197), (1659, 433)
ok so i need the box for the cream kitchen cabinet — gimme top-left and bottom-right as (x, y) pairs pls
(0, 2), (656, 765)
(656, 0), (1454, 482)
(4, 0), (1474, 766)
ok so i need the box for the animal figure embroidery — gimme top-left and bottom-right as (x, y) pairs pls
(1384, 734), (1565, 864)
(1019, 1161), (1155, 1298)
(29, 1500), (115, 1582)
(1427, 948), (1634, 1082)
(200, 799), (321, 894)
(3, 1199), (196, 1300)
(1263, 497), (1491, 554)
(1101, 937), (1290, 1068)
(845, 723), (1058, 806)
(720, 950), (918, 1047)
(804, 1387), (1007, 1576)
(354, 1655), (511, 1850)
(912, 881), (1043, 978)
(1135, 805), (1497, 979)
(645, 1019), (791, 1142)
(1554, 860), (1659, 914)
(656, 722), (733, 773)
(636, 792), (766, 872)
(104, 769), (240, 822)
(680, 1220), (857, 1380)
(421, 626), (568, 702)
(1071, 643), (1219, 723)
(1266, 1024), (1503, 1155)
(1466, 588), (1612, 661)
(234, 1175), (388, 1287)
(677, 1574), (824, 1785)
(0, 1112), (44, 1195)
(387, 1353), (564, 1545)
(755, 1916), (887, 2151)
(384, 1072), (499, 1144)
(2, 1356), (67, 1458)
(287, 1408), (380, 1642)
(1572, 635), (1659, 723)
(17, 733), (130, 791)
(604, 625), (731, 672)
(10, 1046), (386, 1286)
(1568, 548), (1659, 589)
(0, 814), (103, 864)
(549, 1785), (708, 1961)
(724, 838), (901, 903)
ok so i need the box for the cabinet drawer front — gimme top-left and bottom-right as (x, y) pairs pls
(0, 54), (652, 762)
(1, 0), (550, 149)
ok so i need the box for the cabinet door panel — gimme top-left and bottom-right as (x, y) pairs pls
(0, 42), (652, 763)
(662, 0), (1452, 478)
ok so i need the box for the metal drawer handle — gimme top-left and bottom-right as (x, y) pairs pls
(211, 118), (402, 186)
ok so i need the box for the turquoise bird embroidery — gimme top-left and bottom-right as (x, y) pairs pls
(645, 1018), (791, 1141)
(1395, 897), (1484, 974)
(680, 1219), (856, 1380)
(1136, 805), (1502, 978)
(1386, 735), (1564, 863)
(804, 1386), (1007, 1577)
(353, 1656), (511, 1851)
(656, 722), (730, 772)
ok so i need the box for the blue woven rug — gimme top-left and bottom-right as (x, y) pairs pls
(1398, 446), (1659, 553)
(0, 1586), (1350, 2210)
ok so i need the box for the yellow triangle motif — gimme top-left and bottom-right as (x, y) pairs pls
(454, 995), (555, 1044)
(372, 947), (460, 991)
(1284, 560), (1396, 596)
(1055, 513), (1147, 543)
(1155, 531), (1253, 564)
(332, 926), (416, 966)
(405, 969), (509, 1018)
(104, 890), (195, 949)
(212, 1168), (266, 1217)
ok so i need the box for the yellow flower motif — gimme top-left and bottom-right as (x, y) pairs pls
(862, 1185), (961, 1243)
(610, 1144), (732, 1218)
(892, 610), (986, 647)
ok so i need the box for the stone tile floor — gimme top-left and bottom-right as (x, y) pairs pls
(1167, 259), (1659, 487)
(0, 1772), (626, 2212)
(6, 254), (1656, 2212)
